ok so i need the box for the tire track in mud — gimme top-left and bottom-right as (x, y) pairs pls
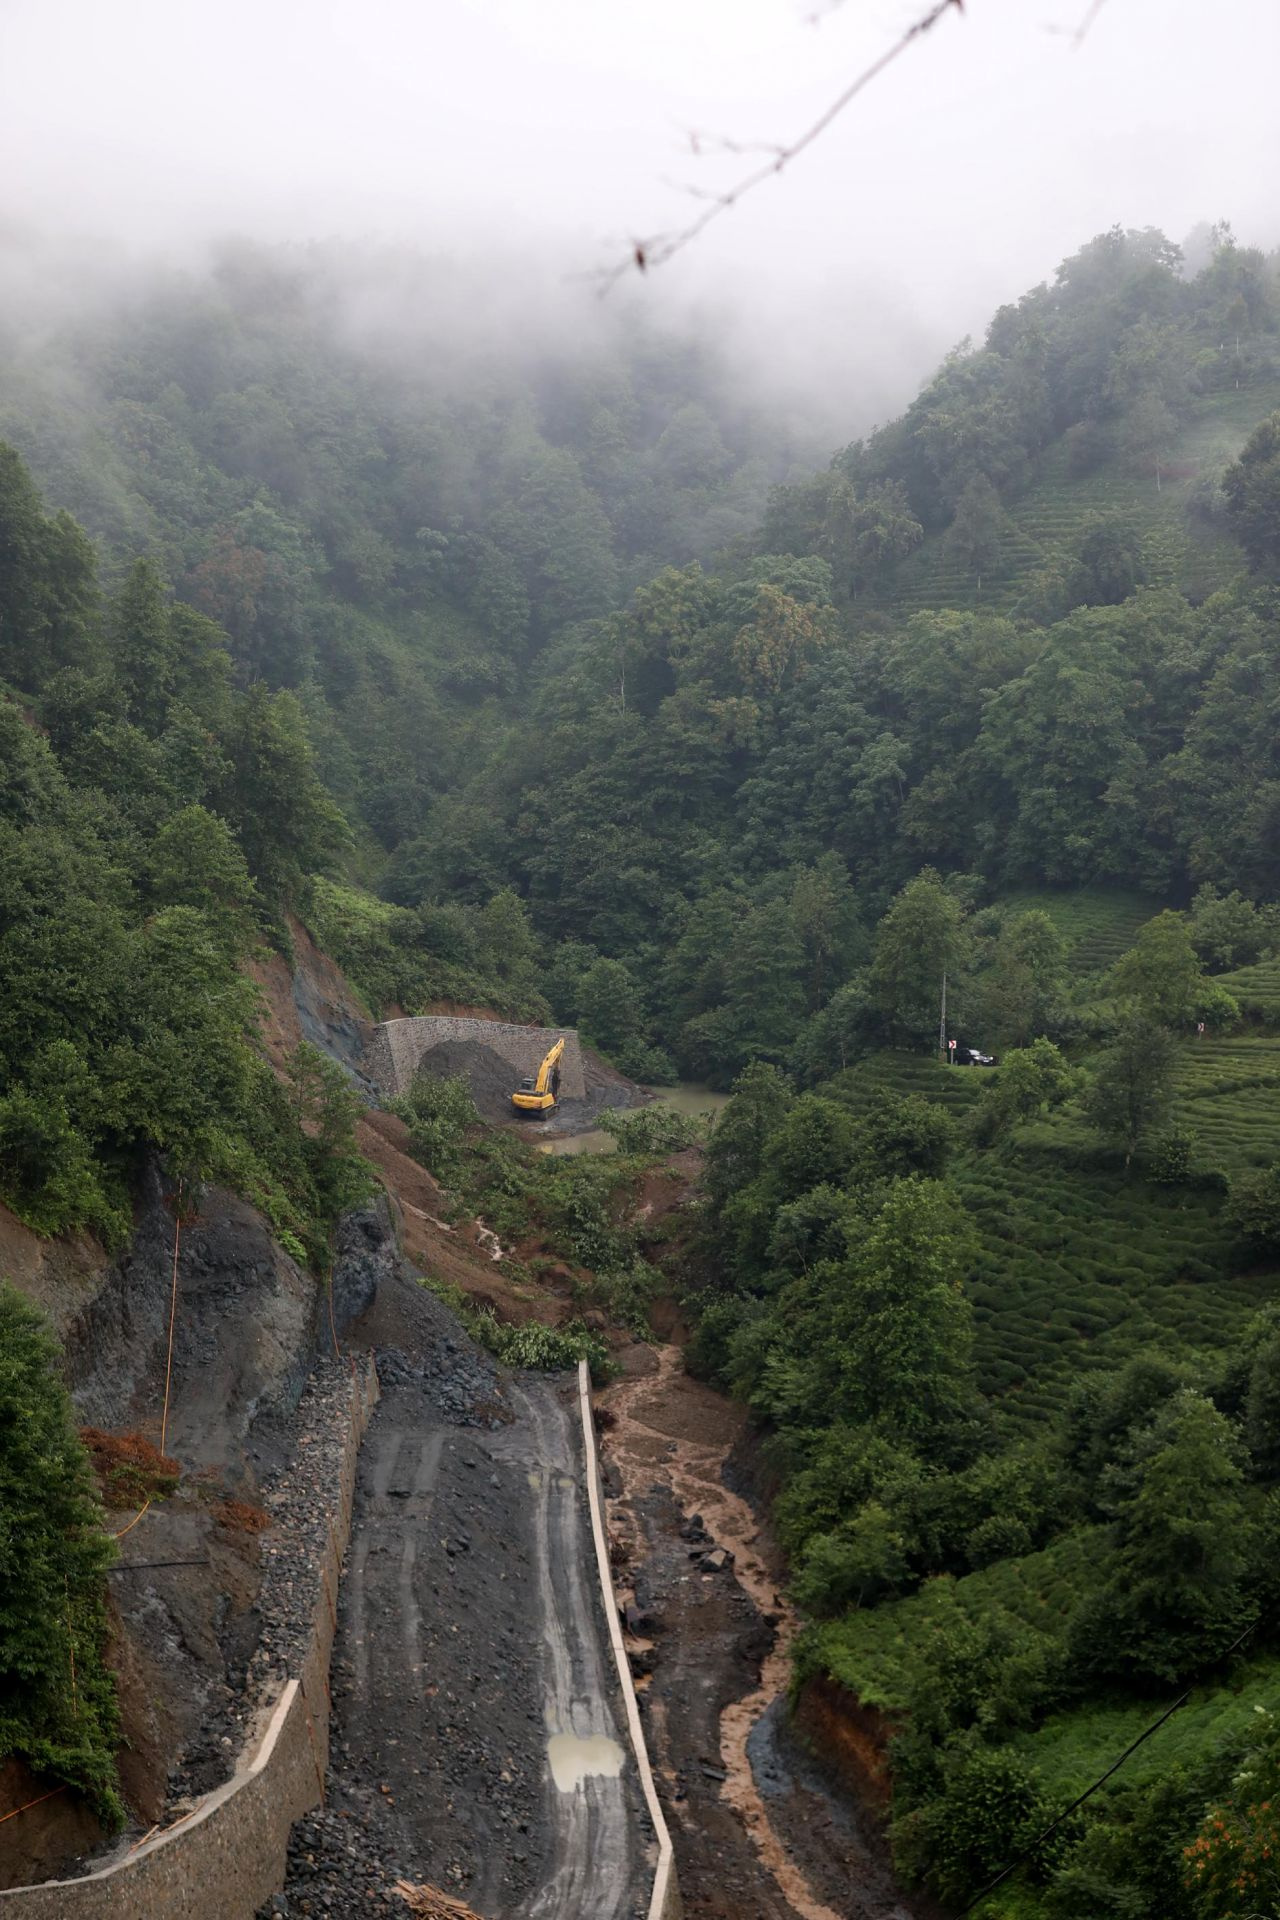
(600, 1345), (928, 1920)
(317, 1376), (645, 1920)
(511, 1382), (635, 1920)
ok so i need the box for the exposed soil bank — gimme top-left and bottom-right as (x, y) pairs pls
(1, 1151), (399, 1888)
(598, 1344), (942, 1920)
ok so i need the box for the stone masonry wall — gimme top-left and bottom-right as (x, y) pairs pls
(364, 1016), (586, 1102)
(0, 1358), (379, 1920)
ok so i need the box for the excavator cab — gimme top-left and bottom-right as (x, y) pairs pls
(511, 1038), (565, 1117)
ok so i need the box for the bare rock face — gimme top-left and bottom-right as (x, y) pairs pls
(65, 1163), (313, 1469)
(330, 1198), (399, 1344)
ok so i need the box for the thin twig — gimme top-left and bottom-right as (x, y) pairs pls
(600, 0), (965, 285)
(1074, 0), (1110, 44)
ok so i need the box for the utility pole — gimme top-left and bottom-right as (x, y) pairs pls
(939, 969), (948, 1064)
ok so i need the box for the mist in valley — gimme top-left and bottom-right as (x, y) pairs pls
(6, 9), (1280, 1920)
(2, 0), (1279, 449)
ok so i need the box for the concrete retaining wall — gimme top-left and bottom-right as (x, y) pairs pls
(577, 1362), (682, 1920)
(364, 1015), (586, 1102)
(0, 1358), (380, 1920)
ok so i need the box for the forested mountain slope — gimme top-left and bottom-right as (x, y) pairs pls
(10, 226), (1278, 1088)
(4, 219), (1280, 1919)
(0, 241), (809, 865)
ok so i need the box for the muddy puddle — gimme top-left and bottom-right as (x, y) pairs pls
(539, 1083), (730, 1157)
(547, 1732), (627, 1792)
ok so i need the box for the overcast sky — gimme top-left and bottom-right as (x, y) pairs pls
(2, 0), (1278, 430)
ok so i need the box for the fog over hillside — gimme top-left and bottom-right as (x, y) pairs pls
(2, 0), (1278, 438)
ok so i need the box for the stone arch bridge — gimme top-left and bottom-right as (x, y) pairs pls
(363, 1016), (586, 1103)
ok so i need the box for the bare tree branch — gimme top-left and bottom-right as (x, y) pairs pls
(1073, 0), (1110, 45)
(598, 0), (966, 286)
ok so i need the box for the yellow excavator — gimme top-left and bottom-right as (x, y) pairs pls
(511, 1037), (565, 1117)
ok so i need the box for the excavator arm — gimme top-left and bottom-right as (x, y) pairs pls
(511, 1037), (566, 1115)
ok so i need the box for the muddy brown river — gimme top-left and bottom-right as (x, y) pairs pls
(598, 1342), (938, 1920)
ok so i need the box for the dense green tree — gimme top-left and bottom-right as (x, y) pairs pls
(1085, 1018), (1176, 1164)
(148, 804), (258, 944)
(1226, 1164), (1280, 1256)
(0, 443), (98, 693)
(945, 475), (1009, 588)
(811, 1179), (977, 1443)
(792, 1500), (911, 1616)
(217, 683), (348, 901)
(1071, 515), (1147, 606)
(856, 1089), (955, 1181)
(978, 910), (1069, 1047)
(869, 869), (969, 1046)
(976, 1038), (1075, 1141)
(1223, 410), (1280, 576)
(789, 854), (863, 1012)
(1110, 912), (1209, 1028)
(758, 1095), (856, 1208)
(109, 559), (180, 731)
(0, 1283), (121, 1818)
(1188, 884), (1275, 971)
(1078, 1390), (1254, 1683)
(285, 1042), (372, 1224)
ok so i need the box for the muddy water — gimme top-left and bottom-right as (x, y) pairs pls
(602, 1346), (847, 1920)
(539, 1082), (730, 1157)
(539, 1126), (618, 1157)
(547, 1732), (627, 1792)
(649, 1083), (731, 1122)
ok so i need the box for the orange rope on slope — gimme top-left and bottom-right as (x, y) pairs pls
(159, 1213), (181, 1456)
(113, 1212), (182, 1539)
(0, 1786), (65, 1827)
(112, 1498), (152, 1540)
(326, 1277), (341, 1360)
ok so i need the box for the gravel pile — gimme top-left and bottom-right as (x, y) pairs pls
(374, 1345), (503, 1427)
(257, 1806), (414, 1917)
(416, 1039), (524, 1122)
(352, 1260), (507, 1429)
(247, 1360), (371, 1688)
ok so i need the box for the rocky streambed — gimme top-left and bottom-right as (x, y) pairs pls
(598, 1343), (943, 1920)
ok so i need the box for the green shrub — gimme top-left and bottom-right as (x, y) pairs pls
(903, 1746), (1056, 1905)
(598, 1105), (703, 1154)
(471, 1307), (612, 1380)
(1226, 1164), (1280, 1254)
(1150, 1128), (1196, 1186)
(393, 1071), (481, 1185)
(0, 1284), (122, 1822)
(593, 1258), (662, 1338)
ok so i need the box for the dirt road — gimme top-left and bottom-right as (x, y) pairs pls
(289, 1336), (647, 1919)
(599, 1344), (943, 1920)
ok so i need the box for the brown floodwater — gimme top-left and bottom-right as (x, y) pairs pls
(539, 1083), (730, 1157)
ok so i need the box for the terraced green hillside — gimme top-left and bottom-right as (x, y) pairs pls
(882, 382), (1280, 616)
(1173, 1033), (1280, 1171)
(999, 887), (1163, 974)
(829, 901), (1280, 1434)
(1217, 955), (1280, 1020)
(958, 1152), (1265, 1427)
(809, 1529), (1280, 1872)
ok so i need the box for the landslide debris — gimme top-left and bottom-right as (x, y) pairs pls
(410, 1035), (648, 1136)
(416, 1038), (525, 1122)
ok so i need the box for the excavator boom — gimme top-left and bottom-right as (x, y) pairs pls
(511, 1037), (566, 1116)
